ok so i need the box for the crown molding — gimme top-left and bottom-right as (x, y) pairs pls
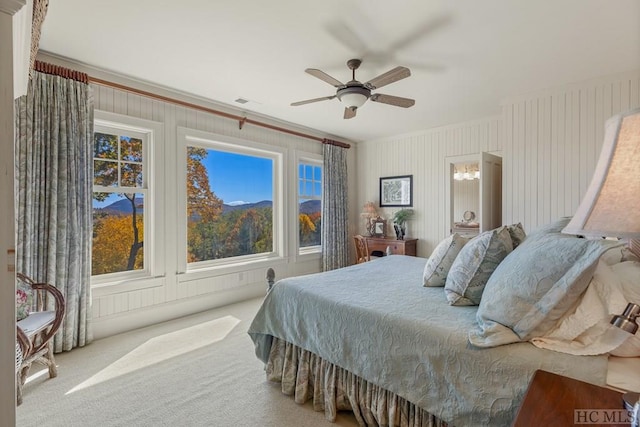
(0, 0), (27, 16)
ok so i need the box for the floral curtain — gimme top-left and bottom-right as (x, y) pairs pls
(14, 64), (94, 351)
(321, 143), (349, 271)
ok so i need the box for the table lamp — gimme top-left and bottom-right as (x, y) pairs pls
(562, 107), (640, 419)
(360, 202), (378, 236)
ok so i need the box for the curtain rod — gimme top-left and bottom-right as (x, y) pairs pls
(88, 77), (351, 149)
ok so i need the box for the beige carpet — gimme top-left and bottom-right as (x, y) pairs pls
(17, 297), (358, 427)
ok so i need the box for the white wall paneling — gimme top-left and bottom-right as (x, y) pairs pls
(501, 70), (640, 232)
(357, 118), (502, 257)
(37, 53), (353, 339)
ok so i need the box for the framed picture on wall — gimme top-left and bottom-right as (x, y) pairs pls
(379, 175), (413, 207)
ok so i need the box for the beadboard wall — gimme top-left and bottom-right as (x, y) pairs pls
(39, 53), (358, 340)
(501, 70), (640, 231)
(357, 117), (502, 257)
(358, 69), (640, 258)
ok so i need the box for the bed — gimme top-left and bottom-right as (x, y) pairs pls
(248, 220), (638, 426)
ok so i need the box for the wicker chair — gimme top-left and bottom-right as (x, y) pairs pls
(15, 273), (65, 405)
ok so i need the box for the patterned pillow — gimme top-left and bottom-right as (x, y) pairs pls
(444, 226), (513, 306)
(16, 280), (33, 321)
(468, 231), (620, 348)
(507, 223), (526, 249)
(423, 233), (469, 287)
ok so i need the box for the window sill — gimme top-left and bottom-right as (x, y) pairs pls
(91, 275), (165, 297)
(181, 255), (287, 281)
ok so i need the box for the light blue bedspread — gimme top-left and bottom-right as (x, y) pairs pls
(248, 255), (608, 426)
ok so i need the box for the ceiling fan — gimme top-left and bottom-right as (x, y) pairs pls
(291, 59), (415, 119)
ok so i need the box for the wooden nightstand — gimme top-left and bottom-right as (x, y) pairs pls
(364, 236), (417, 256)
(513, 370), (628, 427)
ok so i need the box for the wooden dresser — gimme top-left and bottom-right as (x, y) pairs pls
(364, 236), (417, 257)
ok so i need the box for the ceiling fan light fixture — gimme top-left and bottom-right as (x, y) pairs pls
(337, 85), (370, 108)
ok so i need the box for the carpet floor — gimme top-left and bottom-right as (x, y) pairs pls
(17, 297), (358, 427)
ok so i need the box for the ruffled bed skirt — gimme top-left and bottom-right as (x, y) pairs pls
(266, 337), (449, 427)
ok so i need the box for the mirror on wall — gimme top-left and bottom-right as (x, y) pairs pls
(451, 162), (480, 237)
(445, 152), (502, 238)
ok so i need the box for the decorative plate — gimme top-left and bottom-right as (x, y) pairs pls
(463, 210), (476, 222)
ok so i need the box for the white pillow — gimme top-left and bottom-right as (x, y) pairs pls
(611, 335), (640, 357)
(600, 246), (638, 266)
(613, 261), (640, 299)
(422, 233), (468, 287)
(610, 260), (640, 357)
(530, 261), (630, 355)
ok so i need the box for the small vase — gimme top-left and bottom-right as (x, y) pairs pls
(394, 224), (402, 240)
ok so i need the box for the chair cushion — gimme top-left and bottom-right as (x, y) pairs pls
(17, 311), (56, 337)
(16, 281), (33, 321)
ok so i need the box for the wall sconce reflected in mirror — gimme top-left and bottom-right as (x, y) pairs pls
(453, 164), (480, 181)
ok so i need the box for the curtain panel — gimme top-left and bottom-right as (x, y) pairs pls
(321, 144), (349, 271)
(15, 69), (94, 351)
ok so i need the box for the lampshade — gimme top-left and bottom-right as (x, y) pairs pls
(361, 201), (377, 216)
(563, 108), (640, 249)
(337, 86), (369, 108)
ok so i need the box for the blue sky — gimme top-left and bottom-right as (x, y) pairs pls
(203, 149), (273, 204)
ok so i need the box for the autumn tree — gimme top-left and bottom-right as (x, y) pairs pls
(187, 147), (223, 222)
(299, 211), (321, 246)
(92, 214), (144, 275)
(299, 213), (316, 245)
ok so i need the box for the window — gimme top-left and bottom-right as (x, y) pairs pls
(92, 126), (147, 276)
(179, 129), (282, 269)
(91, 112), (162, 282)
(298, 160), (322, 251)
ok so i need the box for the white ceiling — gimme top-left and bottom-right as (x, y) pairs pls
(39, 0), (640, 143)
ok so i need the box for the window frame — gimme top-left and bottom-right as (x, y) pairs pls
(297, 154), (323, 256)
(177, 127), (285, 274)
(91, 111), (164, 287)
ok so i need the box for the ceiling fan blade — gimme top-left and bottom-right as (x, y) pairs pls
(325, 21), (369, 56)
(291, 95), (336, 106)
(364, 66), (411, 90)
(370, 93), (415, 108)
(305, 69), (345, 88)
(344, 107), (357, 119)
